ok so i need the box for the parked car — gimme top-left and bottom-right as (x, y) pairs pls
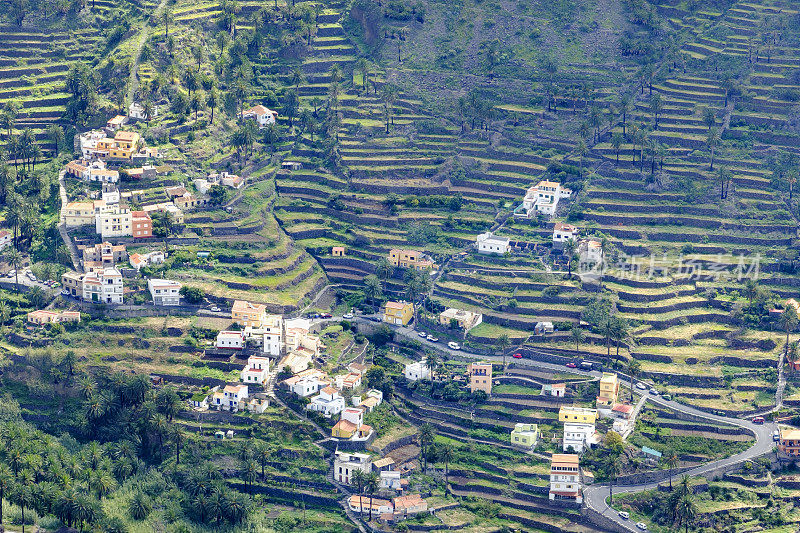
(418, 331), (428, 337)
(61, 289), (70, 296)
(565, 362), (577, 368)
(635, 382), (648, 391)
(320, 313), (332, 319)
(367, 316), (382, 323)
(26, 271), (36, 281)
(512, 353), (523, 359)
(210, 306), (221, 312)
(649, 388), (659, 395)
(774, 430), (781, 441)
(448, 342), (461, 350)
(6, 269), (15, 277)
(579, 361), (593, 370)
(342, 313), (354, 319)
(426, 335), (439, 342)
(619, 511), (630, 520)
(752, 416), (765, 425)
(636, 522), (648, 530)
(662, 394), (672, 401)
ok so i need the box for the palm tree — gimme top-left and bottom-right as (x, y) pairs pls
(577, 139), (588, 176)
(780, 307), (798, 370)
(242, 460), (258, 493)
(564, 238), (577, 277)
(497, 333), (511, 368)
(618, 93), (632, 136)
(649, 93), (663, 129)
(356, 57), (369, 91)
(605, 456), (621, 503)
(351, 469), (366, 517)
(0, 464), (11, 525)
(627, 358), (641, 402)
(664, 448), (679, 489)
(440, 443), (454, 494)
(570, 324), (584, 355)
(419, 423), (435, 472)
(3, 247), (22, 291)
(256, 444), (270, 479)
(707, 127), (721, 170)
(611, 131), (623, 164)
(365, 471), (379, 521)
(12, 482), (33, 533)
(207, 88), (219, 124)
(675, 493), (697, 533)
(162, 7), (173, 38)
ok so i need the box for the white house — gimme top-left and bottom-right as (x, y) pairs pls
(563, 422), (599, 453)
(335, 372), (362, 390)
(216, 330), (245, 350)
(348, 496), (393, 516)
(516, 180), (572, 218)
(212, 384), (249, 411)
(476, 232), (511, 255)
(129, 101), (157, 121)
(553, 222), (580, 249)
(130, 251), (165, 271)
(549, 454), (583, 504)
(147, 278), (182, 306)
(579, 239), (603, 264)
(95, 205), (132, 239)
(81, 268), (123, 304)
(240, 105), (278, 128)
(334, 451), (372, 485)
(307, 386), (346, 418)
(404, 360), (431, 382)
(0, 230), (11, 251)
(283, 369), (329, 397)
(240, 355), (270, 385)
(380, 470), (402, 491)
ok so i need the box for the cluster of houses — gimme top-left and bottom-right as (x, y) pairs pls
(281, 362), (382, 443)
(27, 309), (81, 325)
(387, 249), (437, 271)
(404, 358), (494, 395)
(336, 451), (429, 523)
(193, 171), (245, 194)
(192, 383), (270, 414)
(475, 222), (602, 267)
(514, 179), (573, 218)
(59, 242), (181, 307)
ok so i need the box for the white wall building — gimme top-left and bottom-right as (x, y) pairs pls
(579, 239), (603, 265)
(147, 279), (181, 306)
(549, 454), (583, 504)
(216, 330), (245, 350)
(516, 180), (572, 218)
(476, 232), (511, 255)
(563, 422), (599, 454)
(81, 268), (123, 304)
(95, 206), (133, 239)
(241, 355), (270, 385)
(404, 360), (431, 382)
(240, 105), (278, 128)
(307, 386), (346, 418)
(334, 451), (372, 485)
(553, 222), (580, 249)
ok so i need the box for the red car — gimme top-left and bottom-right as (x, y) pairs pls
(565, 362), (577, 368)
(512, 353), (523, 359)
(320, 313), (332, 319)
(752, 416), (765, 425)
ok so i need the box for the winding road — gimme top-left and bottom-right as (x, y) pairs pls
(342, 315), (779, 532)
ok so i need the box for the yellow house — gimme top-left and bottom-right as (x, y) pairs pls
(468, 362), (493, 395)
(96, 131), (141, 160)
(383, 301), (414, 326)
(597, 373), (620, 406)
(388, 249), (436, 271)
(511, 423), (539, 448)
(558, 406), (597, 424)
(232, 300), (268, 327)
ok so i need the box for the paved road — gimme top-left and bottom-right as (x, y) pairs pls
(339, 316), (779, 531)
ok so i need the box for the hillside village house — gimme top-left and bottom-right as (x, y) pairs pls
(563, 422), (599, 453)
(334, 451), (372, 485)
(559, 406), (598, 424)
(61, 271), (84, 297)
(129, 251), (165, 271)
(332, 407), (373, 440)
(232, 300), (269, 328)
(553, 222), (580, 249)
(82, 242), (127, 268)
(240, 355), (271, 385)
(439, 308), (482, 331)
(383, 301), (414, 326)
(579, 239), (603, 265)
(212, 384), (249, 411)
(102, 184), (120, 205)
(240, 393), (269, 414)
(89, 130), (142, 161)
(142, 202), (184, 224)
(131, 211), (154, 238)
(354, 389), (383, 412)
(515, 180), (572, 218)
(216, 330), (245, 350)
(0, 230), (11, 251)
(65, 160), (119, 183)
(348, 496), (393, 517)
(549, 454), (583, 504)
(388, 249), (437, 270)
(392, 494), (429, 520)
(307, 386), (346, 418)
(332, 246), (345, 256)
(63, 200), (107, 227)
(778, 427), (800, 457)
(165, 186), (202, 210)
(404, 360), (431, 381)
(129, 101), (158, 121)
(335, 372), (362, 390)
(467, 362), (493, 395)
(240, 105), (278, 128)
(82, 268), (124, 304)
(147, 279), (182, 306)
(27, 310), (80, 325)
(542, 383), (566, 397)
(96, 206), (132, 239)
(106, 115), (128, 131)
(511, 423), (539, 448)
(282, 369), (330, 397)
(195, 171), (245, 193)
(476, 232), (511, 255)
(597, 373), (620, 406)
(261, 314), (287, 356)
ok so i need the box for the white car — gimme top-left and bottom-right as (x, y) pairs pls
(6, 269), (14, 277)
(342, 313), (354, 319)
(635, 382), (647, 391)
(448, 342), (461, 350)
(427, 335), (439, 342)
(618, 511), (629, 520)
(210, 306), (221, 312)
(418, 331), (428, 337)
(636, 522), (648, 530)
(649, 388), (659, 395)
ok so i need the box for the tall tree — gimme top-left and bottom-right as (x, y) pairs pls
(706, 127), (721, 171)
(570, 324), (584, 356)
